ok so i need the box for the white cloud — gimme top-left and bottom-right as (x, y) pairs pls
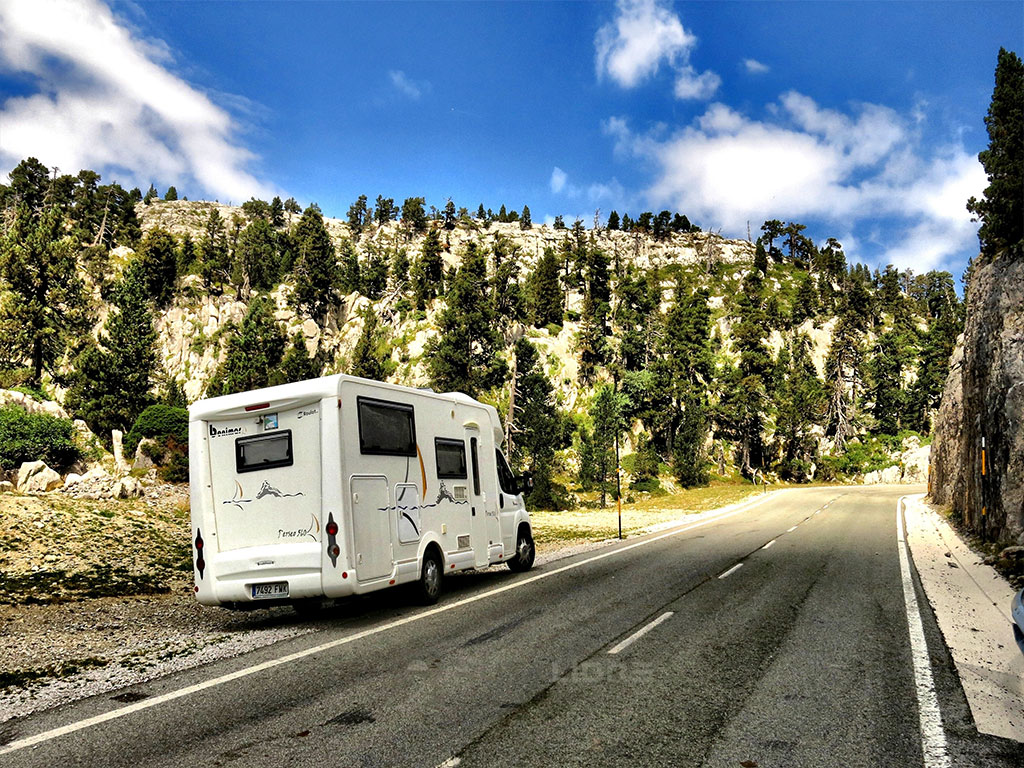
(610, 93), (985, 272)
(389, 70), (424, 100)
(595, 0), (719, 100)
(550, 166), (568, 194)
(0, 0), (273, 202)
(743, 58), (770, 74)
(674, 66), (722, 101)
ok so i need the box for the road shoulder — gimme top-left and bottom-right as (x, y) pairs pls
(903, 493), (1024, 742)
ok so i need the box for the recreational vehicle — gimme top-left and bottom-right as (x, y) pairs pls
(188, 374), (535, 609)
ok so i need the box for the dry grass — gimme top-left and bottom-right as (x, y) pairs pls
(531, 484), (762, 547)
(0, 490), (191, 604)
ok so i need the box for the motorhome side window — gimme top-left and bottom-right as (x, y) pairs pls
(357, 397), (417, 456)
(435, 438), (467, 479)
(495, 450), (517, 494)
(236, 430), (293, 473)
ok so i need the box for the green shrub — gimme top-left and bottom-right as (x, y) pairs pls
(0, 405), (81, 472)
(125, 406), (190, 483)
(124, 405), (188, 455)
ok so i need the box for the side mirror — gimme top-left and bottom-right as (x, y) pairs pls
(517, 472), (534, 495)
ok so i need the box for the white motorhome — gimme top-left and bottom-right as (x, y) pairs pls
(189, 374), (534, 608)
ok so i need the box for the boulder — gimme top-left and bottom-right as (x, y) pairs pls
(0, 481), (14, 493)
(864, 465), (901, 485)
(17, 461), (63, 492)
(900, 444), (931, 484)
(133, 439), (158, 471)
(112, 429), (129, 472)
(63, 472), (83, 487)
(112, 476), (144, 499)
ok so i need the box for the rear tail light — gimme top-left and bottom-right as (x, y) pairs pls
(326, 513), (339, 567)
(194, 530), (205, 580)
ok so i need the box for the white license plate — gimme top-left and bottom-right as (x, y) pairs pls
(251, 582), (289, 600)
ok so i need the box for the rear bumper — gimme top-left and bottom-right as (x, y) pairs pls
(195, 542), (356, 606)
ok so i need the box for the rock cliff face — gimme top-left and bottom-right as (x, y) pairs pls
(929, 256), (1024, 545)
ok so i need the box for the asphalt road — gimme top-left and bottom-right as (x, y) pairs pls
(2, 487), (1022, 767)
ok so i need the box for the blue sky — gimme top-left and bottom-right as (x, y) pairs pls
(0, 0), (1020, 281)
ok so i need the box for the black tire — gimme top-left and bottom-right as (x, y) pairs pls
(507, 525), (535, 573)
(414, 548), (443, 605)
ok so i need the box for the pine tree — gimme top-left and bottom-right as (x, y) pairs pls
(137, 228), (178, 307)
(520, 205), (532, 230)
(349, 305), (389, 381)
(269, 196), (285, 227)
(338, 238), (361, 295)
(347, 194), (369, 236)
(402, 197), (428, 234)
(198, 208), (230, 291)
(0, 204), (91, 387)
(65, 260), (155, 436)
(412, 227), (444, 309)
(590, 384), (629, 506)
(607, 210), (620, 231)
(426, 242), (507, 396)
(526, 247), (563, 327)
(375, 195), (397, 226)
(164, 186), (178, 201)
(507, 338), (560, 491)
(721, 270), (773, 474)
(143, 184), (158, 205)
(754, 239), (769, 275)
(443, 199), (457, 231)
(233, 218), (280, 293)
(790, 273), (818, 325)
(774, 334), (825, 480)
(289, 205), (340, 324)
(271, 333), (319, 385)
(967, 48), (1023, 260)
(209, 297), (286, 396)
(613, 268), (657, 372)
(176, 233), (197, 278)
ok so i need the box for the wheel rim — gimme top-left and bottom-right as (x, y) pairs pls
(424, 558), (440, 596)
(518, 535), (532, 562)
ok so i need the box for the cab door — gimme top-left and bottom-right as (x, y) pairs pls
(465, 428), (500, 567)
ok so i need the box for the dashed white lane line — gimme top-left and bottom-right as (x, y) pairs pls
(718, 563), (744, 580)
(761, 539), (776, 550)
(607, 612), (675, 655)
(896, 497), (951, 768)
(0, 491), (784, 757)
(787, 525), (798, 533)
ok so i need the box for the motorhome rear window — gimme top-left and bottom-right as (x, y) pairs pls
(435, 438), (467, 479)
(357, 397), (417, 456)
(235, 430), (293, 473)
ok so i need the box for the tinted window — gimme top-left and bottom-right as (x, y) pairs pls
(236, 430), (293, 473)
(435, 438), (467, 479)
(496, 450), (517, 494)
(470, 436), (480, 496)
(358, 397), (416, 456)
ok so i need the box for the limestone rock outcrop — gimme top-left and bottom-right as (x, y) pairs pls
(17, 461), (63, 492)
(929, 255), (1024, 545)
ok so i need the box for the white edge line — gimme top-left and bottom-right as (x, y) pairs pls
(607, 611), (675, 655)
(761, 539), (776, 550)
(718, 563), (743, 580)
(896, 496), (951, 768)
(0, 491), (783, 756)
